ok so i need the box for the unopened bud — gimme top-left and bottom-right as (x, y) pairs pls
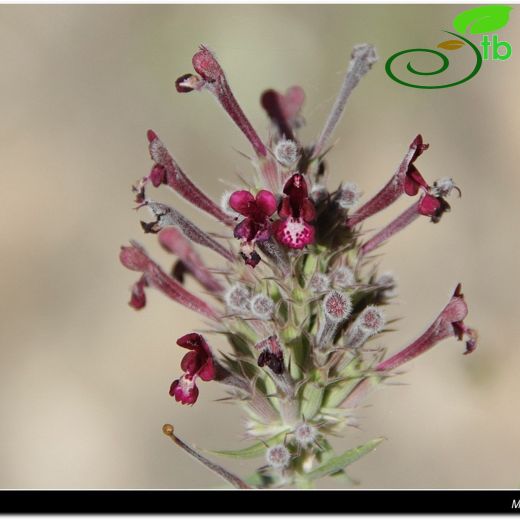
(345, 305), (385, 349)
(331, 266), (355, 289)
(274, 139), (299, 167)
(317, 291), (352, 351)
(310, 183), (328, 204)
(266, 444), (290, 469)
(294, 422), (317, 447)
(323, 291), (352, 323)
(376, 271), (397, 298)
(358, 305), (385, 334)
(336, 182), (361, 210)
(250, 294), (275, 319)
(309, 273), (330, 294)
(225, 283), (250, 313)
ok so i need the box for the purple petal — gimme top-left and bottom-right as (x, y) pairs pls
(274, 217), (315, 249)
(229, 190), (255, 215)
(255, 190), (277, 216)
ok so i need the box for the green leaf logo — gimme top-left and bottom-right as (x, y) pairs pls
(453, 5), (513, 34)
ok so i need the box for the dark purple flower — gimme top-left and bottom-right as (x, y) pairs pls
(273, 174), (316, 249)
(230, 190), (277, 242)
(169, 333), (216, 405)
(256, 336), (284, 375)
(229, 189), (277, 267)
(260, 86), (305, 141)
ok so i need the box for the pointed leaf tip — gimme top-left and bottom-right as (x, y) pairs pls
(209, 431), (289, 460)
(305, 437), (384, 481)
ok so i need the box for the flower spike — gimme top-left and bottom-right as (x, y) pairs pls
(122, 43), (476, 489)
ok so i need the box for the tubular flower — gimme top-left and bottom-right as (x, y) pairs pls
(120, 43), (477, 489)
(169, 333), (216, 405)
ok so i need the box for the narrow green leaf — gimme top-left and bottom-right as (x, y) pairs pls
(209, 431), (289, 460)
(305, 437), (385, 481)
(300, 383), (324, 420)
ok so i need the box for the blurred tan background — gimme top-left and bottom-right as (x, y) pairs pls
(0, 4), (519, 489)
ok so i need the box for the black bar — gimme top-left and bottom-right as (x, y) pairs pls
(1, 490), (520, 514)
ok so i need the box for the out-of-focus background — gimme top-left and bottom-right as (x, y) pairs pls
(0, 4), (519, 489)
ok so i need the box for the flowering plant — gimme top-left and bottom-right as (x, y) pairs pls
(120, 43), (476, 489)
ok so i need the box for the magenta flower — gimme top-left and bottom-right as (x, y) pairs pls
(129, 275), (148, 310)
(169, 333), (216, 405)
(230, 190), (277, 242)
(273, 173), (316, 249)
(228, 189), (277, 267)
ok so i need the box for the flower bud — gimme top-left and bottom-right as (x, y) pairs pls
(317, 291), (352, 351)
(359, 305), (385, 334)
(345, 305), (385, 349)
(331, 266), (355, 289)
(310, 183), (328, 204)
(250, 294), (275, 319)
(336, 182), (361, 210)
(274, 139), (299, 167)
(266, 444), (290, 469)
(323, 290), (352, 323)
(376, 271), (397, 298)
(309, 273), (330, 294)
(294, 422), (317, 447)
(225, 283), (250, 313)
